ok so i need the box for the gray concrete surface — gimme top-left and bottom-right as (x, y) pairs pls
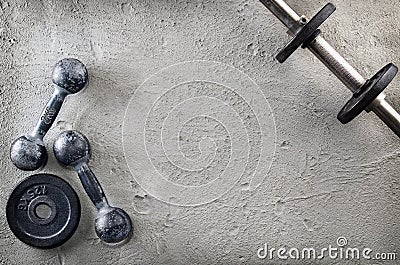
(0, 0), (399, 264)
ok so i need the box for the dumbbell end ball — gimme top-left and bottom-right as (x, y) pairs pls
(10, 136), (47, 171)
(52, 58), (88, 94)
(53, 130), (90, 167)
(95, 207), (133, 245)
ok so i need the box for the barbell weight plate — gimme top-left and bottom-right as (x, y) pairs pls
(276, 3), (336, 63)
(337, 63), (398, 124)
(6, 174), (81, 249)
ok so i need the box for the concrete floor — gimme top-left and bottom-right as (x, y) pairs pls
(0, 0), (399, 264)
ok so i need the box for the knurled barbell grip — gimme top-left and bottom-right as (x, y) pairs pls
(307, 35), (366, 93)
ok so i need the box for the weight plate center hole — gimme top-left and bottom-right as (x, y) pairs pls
(28, 196), (57, 225)
(35, 203), (52, 219)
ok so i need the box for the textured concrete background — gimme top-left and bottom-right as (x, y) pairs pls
(0, 0), (399, 264)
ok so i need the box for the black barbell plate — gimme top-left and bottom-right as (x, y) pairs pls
(337, 63), (398, 124)
(301, 29), (321, 49)
(276, 3), (336, 63)
(6, 174), (81, 249)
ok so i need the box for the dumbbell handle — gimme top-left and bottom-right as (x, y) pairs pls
(260, 0), (400, 137)
(75, 163), (109, 210)
(29, 87), (68, 140)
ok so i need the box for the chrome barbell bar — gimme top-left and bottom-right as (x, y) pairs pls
(260, 0), (400, 137)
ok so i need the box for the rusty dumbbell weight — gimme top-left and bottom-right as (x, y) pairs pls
(10, 58), (88, 171)
(53, 130), (133, 245)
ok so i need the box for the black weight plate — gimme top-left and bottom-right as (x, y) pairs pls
(276, 3), (336, 63)
(338, 63), (398, 124)
(6, 174), (81, 249)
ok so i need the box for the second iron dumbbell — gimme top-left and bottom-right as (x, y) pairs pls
(53, 130), (133, 245)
